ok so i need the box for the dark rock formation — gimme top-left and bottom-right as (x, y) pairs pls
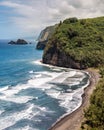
(36, 25), (57, 49)
(43, 45), (85, 69)
(8, 39), (28, 45)
(8, 41), (16, 44)
(36, 40), (48, 50)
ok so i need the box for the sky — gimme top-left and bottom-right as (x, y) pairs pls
(0, 0), (104, 39)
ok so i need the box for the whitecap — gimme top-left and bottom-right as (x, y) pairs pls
(46, 90), (61, 98)
(35, 74), (42, 78)
(29, 70), (34, 74)
(0, 95), (33, 103)
(0, 86), (9, 92)
(0, 110), (4, 115)
(0, 103), (43, 130)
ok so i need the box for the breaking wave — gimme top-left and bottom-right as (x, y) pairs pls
(0, 61), (89, 130)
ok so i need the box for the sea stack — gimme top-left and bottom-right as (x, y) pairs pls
(8, 39), (28, 45)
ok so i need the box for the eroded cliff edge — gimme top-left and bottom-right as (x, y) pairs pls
(36, 25), (57, 49)
(42, 39), (84, 69)
(42, 17), (104, 69)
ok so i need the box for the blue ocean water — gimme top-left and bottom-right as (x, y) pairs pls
(0, 40), (89, 130)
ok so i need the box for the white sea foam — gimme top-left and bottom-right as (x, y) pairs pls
(0, 70), (63, 104)
(0, 102), (55, 130)
(46, 90), (61, 98)
(19, 126), (40, 130)
(0, 69), (88, 107)
(18, 125), (30, 130)
(0, 110), (4, 115)
(0, 95), (33, 103)
(33, 60), (43, 65)
(0, 84), (31, 96)
(50, 71), (76, 84)
(0, 62), (90, 130)
(50, 78), (90, 129)
(29, 70), (34, 74)
(0, 106), (31, 129)
(0, 86), (9, 92)
(35, 74), (42, 78)
(43, 70), (89, 113)
(59, 78), (90, 112)
(33, 60), (73, 71)
(27, 71), (63, 89)
(0, 103), (47, 130)
(33, 60), (56, 68)
(0, 85), (34, 104)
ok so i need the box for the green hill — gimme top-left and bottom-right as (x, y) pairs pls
(43, 17), (104, 69)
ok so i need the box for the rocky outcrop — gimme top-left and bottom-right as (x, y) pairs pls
(36, 25), (57, 49)
(8, 41), (15, 44)
(8, 39), (28, 45)
(43, 44), (85, 69)
(36, 40), (48, 50)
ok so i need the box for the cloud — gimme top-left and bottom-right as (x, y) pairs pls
(0, 0), (104, 38)
(48, 0), (104, 19)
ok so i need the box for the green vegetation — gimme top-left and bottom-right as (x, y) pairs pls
(44, 16), (104, 68)
(99, 67), (104, 78)
(81, 67), (104, 130)
(81, 68), (104, 130)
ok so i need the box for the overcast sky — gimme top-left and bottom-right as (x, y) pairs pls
(0, 0), (104, 39)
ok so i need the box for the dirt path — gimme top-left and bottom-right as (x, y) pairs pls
(49, 69), (100, 130)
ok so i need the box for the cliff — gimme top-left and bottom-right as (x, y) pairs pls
(36, 25), (57, 49)
(43, 17), (104, 69)
(8, 39), (28, 45)
(43, 40), (84, 69)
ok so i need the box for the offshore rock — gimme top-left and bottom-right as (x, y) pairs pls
(8, 39), (28, 45)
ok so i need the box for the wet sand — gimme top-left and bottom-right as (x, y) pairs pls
(49, 69), (100, 130)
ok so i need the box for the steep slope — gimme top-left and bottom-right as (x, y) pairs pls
(36, 25), (57, 49)
(43, 17), (104, 69)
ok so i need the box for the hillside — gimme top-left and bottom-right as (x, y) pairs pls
(81, 68), (104, 130)
(36, 25), (57, 49)
(43, 17), (104, 69)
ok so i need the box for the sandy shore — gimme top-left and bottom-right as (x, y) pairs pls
(49, 69), (100, 130)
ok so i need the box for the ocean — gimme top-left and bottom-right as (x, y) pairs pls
(0, 40), (89, 130)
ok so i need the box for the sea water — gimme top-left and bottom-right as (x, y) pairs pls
(0, 40), (89, 130)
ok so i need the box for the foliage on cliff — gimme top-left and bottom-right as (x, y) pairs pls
(81, 68), (104, 130)
(43, 16), (104, 68)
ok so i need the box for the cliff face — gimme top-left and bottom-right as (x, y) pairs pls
(36, 25), (57, 49)
(42, 17), (104, 69)
(43, 42), (84, 69)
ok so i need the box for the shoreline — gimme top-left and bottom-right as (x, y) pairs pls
(48, 68), (100, 130)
